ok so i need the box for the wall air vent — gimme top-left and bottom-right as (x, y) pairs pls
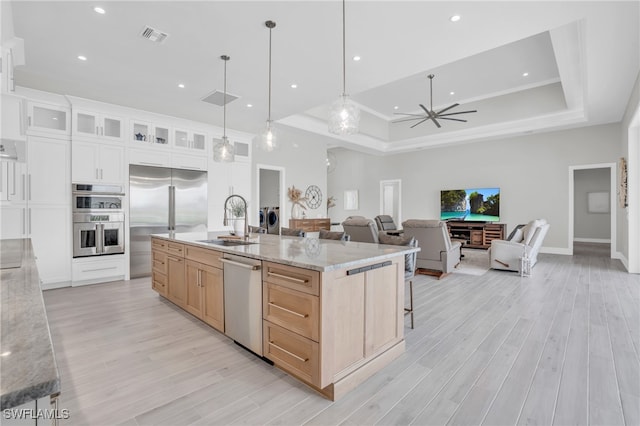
(201, 90), (239, 106)
(139, 26), (169, 43)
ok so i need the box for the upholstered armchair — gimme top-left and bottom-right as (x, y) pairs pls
(490, 219), (550, 273)
(374, 215), (403, 235)
(341, 217), (379, 243)
(401, 219), (461, 275)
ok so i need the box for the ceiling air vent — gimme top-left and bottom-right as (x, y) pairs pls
(201, 90), (239, 106)
(139, 26), (169, 43)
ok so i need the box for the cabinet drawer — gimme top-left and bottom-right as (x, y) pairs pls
(167, 242), (185, 256)
(151, 237), (167, 252)
(314, 219), (331, 231)
(263, 322), (320, 387)
(172, 153), (207, 171)
(185, 245), (222, 269)
(264, 283), (319, 341)
(152, 250), (167, 274)
(263, 262), (320, 296)
(152, 271), (167, 296)
(129, 148), (171, 168)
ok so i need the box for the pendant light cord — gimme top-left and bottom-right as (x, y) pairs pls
(223, 57), (227, 138)
(268, 24), (272, 121)
(342, 0), (346, 96)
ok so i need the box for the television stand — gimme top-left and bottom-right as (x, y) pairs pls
(446, 222), (505, 249)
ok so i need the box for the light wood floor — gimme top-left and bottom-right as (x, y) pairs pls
(43, 246), (639, 425)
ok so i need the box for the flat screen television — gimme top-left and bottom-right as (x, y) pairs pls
(440, 187), (500, 222)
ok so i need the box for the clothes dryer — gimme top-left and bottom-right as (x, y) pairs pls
(267, 207), (280, 234)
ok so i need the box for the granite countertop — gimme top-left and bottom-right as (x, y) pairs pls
(153, 232), (419, 272)
(0, 239), (60, 410)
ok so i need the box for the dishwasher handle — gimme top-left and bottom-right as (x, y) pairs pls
(220, 257), (261, 271)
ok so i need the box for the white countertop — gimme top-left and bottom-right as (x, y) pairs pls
(152, 232), (419, 272)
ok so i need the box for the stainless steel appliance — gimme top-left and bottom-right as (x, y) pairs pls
(221, 253), (263, 356)
(72, 184), (125, 258)
(129, 165), (207, 277)
(267, 207), (279, 234)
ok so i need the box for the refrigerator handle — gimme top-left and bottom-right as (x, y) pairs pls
(168, 185), (175, 230)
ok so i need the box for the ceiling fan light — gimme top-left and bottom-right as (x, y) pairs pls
(260, 120), (278, 152)
(328, 94), (360, 135)
(213, 136), (234, 162)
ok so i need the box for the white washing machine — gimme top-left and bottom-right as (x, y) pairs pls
(267, 207), (280, 234)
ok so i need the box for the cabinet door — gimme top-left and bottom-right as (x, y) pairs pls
(364, 264), (400, 357)
(131, 120), (153, 145)
(0, 205), (26, 239)
(71, 140), (100, 183)
(28, 137), (70, 204)
(74, 110), (99, 138)
(167, 255), (186, 307)
(1, 94), (26, 140)
(185, 260), (203, 318)
(102, 115), (124, 141)
(30, 205), (71, 285)
(0, 160), (27, 202)
(27, 102), (69, 138)
(201, 263), (224, 331)
(99, 145), (124, 184)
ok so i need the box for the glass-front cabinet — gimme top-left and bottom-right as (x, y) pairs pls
(72, 109), (124, 142)
(27, 102), (70, 137)
(130, 119), (170, 147)
(174, 128), (207, 152)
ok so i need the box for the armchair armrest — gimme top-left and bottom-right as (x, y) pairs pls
(490, 240), (526, 271)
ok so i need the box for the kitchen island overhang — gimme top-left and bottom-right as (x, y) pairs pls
(151, 232), (419, 400)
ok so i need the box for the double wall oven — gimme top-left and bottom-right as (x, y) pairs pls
(72, 184), (125, 258)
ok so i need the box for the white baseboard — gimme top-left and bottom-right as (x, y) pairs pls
(540, 246), (572, 255)
(41, 281), (71, 290)
(573, 238), (611, 243)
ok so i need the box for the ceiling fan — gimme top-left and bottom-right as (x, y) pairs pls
(394, 74), (477, 129)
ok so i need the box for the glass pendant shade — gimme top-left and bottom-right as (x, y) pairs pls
(328, 94), (360, 135)
(213, 136), (234, 162)
(260, 120), (277, 152)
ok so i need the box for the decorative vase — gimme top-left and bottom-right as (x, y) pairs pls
(291, 203), (303, 219)
(233, 218), (243, 235)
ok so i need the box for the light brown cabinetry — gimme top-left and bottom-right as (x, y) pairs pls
(152, 238), (225, 333)
(447, 222), (506, 249)
(288, 218), (330, 232)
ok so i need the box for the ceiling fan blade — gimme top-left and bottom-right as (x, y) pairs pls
(438, 110), (478, 117)
(420, 104), (441, 128)
(439, 117), (467, 122)
(436, 103), (459, 115)
(393, 112), (426, 117)
(410, 118), (429, 128)
(392, 116), (428, 124)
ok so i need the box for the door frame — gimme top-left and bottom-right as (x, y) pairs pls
(568, 163), (616, 258)
(256, 164), (285, 226)
(379, 179), (402, 226)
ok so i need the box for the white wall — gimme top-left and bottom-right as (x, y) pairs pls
(573, 168), (611, 241)
(328, 123), (622, 253)
(251, 125), (328, 227)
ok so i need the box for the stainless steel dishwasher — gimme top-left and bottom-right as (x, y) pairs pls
(221, 253), (263, 356)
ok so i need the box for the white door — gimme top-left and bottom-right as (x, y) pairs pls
(380, 179), (402, 226)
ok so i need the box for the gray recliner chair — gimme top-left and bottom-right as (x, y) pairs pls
(402, 219), (461, 276)
(341, 217), (379, 243)
(490, 219), (550, 273)
(375, 215), (403, 235)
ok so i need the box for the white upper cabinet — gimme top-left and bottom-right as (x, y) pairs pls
(1, 94), (27, 140)
(174, 128), (207, 153)
(27, 101), (70, 138)
(130, 119), (171, 147)
(72, 109), (124, 142)
(72, 140), (125, 185)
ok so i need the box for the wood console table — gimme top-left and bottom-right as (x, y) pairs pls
(289, 218), (331, 232)
(446, 222), (505, 249)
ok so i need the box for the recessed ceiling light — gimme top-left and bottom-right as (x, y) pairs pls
(353, 55), (361, 61)
(77, 55), (87, 61)
(522, 72), (529, 77)
(178, 83), (185, 88)
(450, 15), (461, 22)
(393, 106), (399, 110)
(94, 6), (106, 14)
(449, 91), (455, 95)
(0, 351), (10, 357)
(52, 117), (58, 120)
(247, 104), (253, 108)
(290, 84), (297, 89)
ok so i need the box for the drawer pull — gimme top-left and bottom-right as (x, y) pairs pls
(267, 272), (309, 284)
(268, 302), (308, 318)
(269, 341), (308, 362)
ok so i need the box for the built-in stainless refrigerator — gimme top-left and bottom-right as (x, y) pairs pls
(129, 165), (207, 277)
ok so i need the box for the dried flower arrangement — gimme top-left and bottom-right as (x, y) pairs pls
(287, 185), (307, 209)
(228, 199), (245, 217)
(327, 196), (336, 209)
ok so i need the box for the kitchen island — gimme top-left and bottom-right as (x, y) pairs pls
(151, 232), (418, 400)
(0, 239), (61, 415)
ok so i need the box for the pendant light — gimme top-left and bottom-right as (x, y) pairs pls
(328, 0), (360, 135)
(260, 20), (277, 152)
(213, 55), (235, 162)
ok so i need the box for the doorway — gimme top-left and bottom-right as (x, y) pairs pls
(256, 164), (285, 234)
(380, 179), (402, 226)
(568, 163), (616, 258)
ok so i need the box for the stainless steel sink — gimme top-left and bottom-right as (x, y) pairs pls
(197, 239), (257, 246)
